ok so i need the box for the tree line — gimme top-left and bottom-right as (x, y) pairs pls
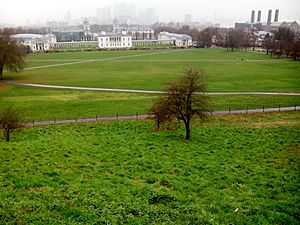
(155, 25), (300, 60)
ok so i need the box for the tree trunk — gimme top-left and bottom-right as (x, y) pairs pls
(184, 121), (191, 140)
(5, 131), (10, 142)
(0, 64), (3, 80)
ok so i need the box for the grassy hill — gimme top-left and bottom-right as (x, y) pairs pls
(0, 112), (299, 224)
(1, 48), (299, 121)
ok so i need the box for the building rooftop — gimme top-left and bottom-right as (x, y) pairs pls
(99, 33), (131, 37)
(159, 32), (192, 40)
(12, 33), (43, 40)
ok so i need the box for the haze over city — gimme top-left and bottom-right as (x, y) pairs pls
(1, 0), (300, 26)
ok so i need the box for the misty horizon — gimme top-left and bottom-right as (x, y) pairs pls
(1, 0), (300, 27)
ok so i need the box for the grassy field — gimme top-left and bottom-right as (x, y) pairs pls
(1, 48), (299, 121)
(0, 112), (299, 224)
(1, 84), (299, 122)
(4, 48), (300, 92)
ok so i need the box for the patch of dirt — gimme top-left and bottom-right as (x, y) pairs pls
(27, 186), (49, 192)
(0, 82), (7, 89)
(250, 121), (300, 128)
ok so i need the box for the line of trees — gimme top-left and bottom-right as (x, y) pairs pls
(263, 27), (300, 60)
(155, 24), (300, 60)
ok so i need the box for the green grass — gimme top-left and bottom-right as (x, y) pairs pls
(1, 48), (299, 121)
(1, 84), (299, 122)
(0, 112), (299, 224)
(132, 44), (174, 49)
(5, 48), (300, 92)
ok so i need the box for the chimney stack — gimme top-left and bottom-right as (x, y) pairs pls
(257, 10), (261, 22)
(275, 9), (279, 22)
(267, 9), (272, 25)
(251, 10), (255, 23)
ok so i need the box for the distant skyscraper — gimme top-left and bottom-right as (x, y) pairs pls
(65, 11), (72, 23)
(138, 8), (157, 24)
(113, 3), (136, 24)
(184, 14), (192, 24)
(96, 6), (111, 24)
(127, 4), (136, 19)
(113, 3), (127, 19)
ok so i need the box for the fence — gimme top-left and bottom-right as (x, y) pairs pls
(27, 105), (299, 127)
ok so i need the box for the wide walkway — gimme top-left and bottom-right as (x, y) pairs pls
(6, 81), (300, 96)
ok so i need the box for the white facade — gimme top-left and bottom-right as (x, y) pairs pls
(158, 32), (193, 47)
(12, 34), (57, 52)
(98, 35), (132, 49)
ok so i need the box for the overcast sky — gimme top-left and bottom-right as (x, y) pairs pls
(1, 0), (299, 26)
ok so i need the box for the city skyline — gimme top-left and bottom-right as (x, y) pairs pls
(1, 0), (300, 27)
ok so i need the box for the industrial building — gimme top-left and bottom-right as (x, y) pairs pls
(235, 9), (300, 33)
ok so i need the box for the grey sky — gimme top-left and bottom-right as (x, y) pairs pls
(1, 0), (299, 26)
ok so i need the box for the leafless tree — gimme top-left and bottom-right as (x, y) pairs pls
(262, 33), (273, 55)
(290, 41), (300, 61)
(226, 29), (245, 51)
(198, 27), (215, 48)
(0, 106), (24, 142)
(273, 27), (295, 58)
(150, 68), (210, 140)
(149, 96), (173, 129)
(0, 28), (26, 80)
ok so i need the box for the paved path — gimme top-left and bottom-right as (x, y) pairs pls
(26, 106), (300, 127)
(5, 81), (300, 96)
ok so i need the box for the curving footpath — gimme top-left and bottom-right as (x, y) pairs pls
(26, 106), (300, 127)
(5, 81), (300, 96)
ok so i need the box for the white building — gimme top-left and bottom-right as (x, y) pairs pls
(98, 34), (132, 49)
(11, 34), (57, 52)
(158, 32), (193, 47)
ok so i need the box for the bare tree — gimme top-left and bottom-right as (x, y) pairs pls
(262, 33), (273, 55)
(199, 27), (215, 48)
(149, 96), (173, 129)
(0, 28), (26, 80)
(150, 69), (209, 140)
(0, 106), (24, 142)
(290, 41), (300, 61)
(273, 27), (295, 58)
(226, 29), (245, 51)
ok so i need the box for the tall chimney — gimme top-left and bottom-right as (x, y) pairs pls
(251, 10), (255, 23)
(267, 9), (272, 25)
(274, 9), (279, 22)
(257, 10), (261, 22)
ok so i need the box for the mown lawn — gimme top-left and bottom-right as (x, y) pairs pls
(0, 112), (299, 224)
(0, 84), (299, 122)
(1, 48), (299, 122)
(4, 48), (300, 92)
